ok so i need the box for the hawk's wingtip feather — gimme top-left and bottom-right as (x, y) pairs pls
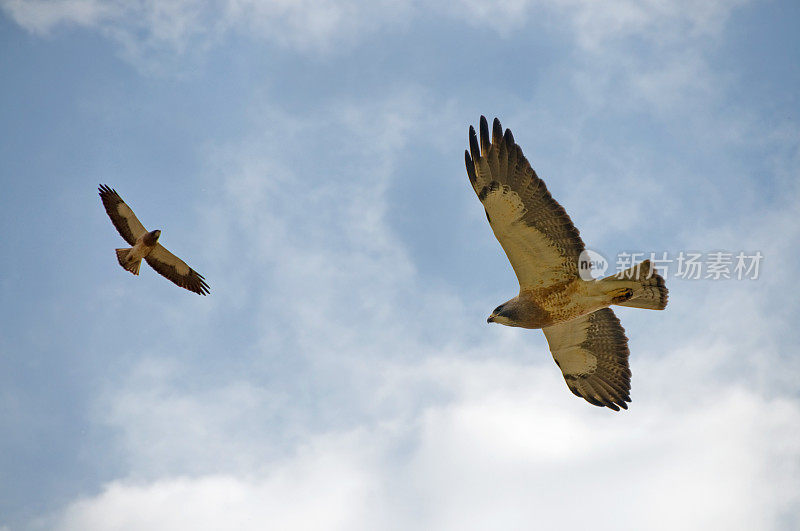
(479, 116), (490, 152)
(492, 117), (503, 143)
(468, 126), (480, 160)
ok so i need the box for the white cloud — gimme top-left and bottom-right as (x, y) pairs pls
(0, 0), (119, 34)
(55, 439), (380, 531)
(225, 0), (411, 53)
(564, 0), (747, 50)
(1, 0), (748, 60)
(94, 357), (289, 476)
(53, 356), (800, 531)
(405, 367), (800, 531)
(449, 0), (748, 48)
(0, 0), (411, 59)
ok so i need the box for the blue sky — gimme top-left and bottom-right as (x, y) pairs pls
(1, 1), (799, 529)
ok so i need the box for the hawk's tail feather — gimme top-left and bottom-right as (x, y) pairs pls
(116, 248), (141, 276)
(602, 260), (668, 310)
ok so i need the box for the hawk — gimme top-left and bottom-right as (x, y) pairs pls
(98, 185), (210, 296)
(465, 117), (667, 410)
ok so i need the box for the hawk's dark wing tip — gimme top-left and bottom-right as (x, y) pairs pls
(492, 117), (503, 143)
(591, 399), (625, 412)
(193, 272), (211, 296)
(189, 283), (210, 296)
(468, 125), (480, 160)
(465, 150), (477, 184)
(570, 380), (631, 411)
(504, 128), (514, 146)
(479, 116), (490, 151)
(98, 184), (119, 199)
(606, 394), (631, 411)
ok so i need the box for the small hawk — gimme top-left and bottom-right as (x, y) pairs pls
(99, 185), (210, 296)
(465, 117), (667, 410)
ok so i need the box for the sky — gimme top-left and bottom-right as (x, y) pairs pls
(1, 0), (799, 529)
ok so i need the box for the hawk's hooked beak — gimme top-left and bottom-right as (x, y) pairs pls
(487, 314), (496, 324)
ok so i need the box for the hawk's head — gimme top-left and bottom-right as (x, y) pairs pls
(487, 301), (521, 326)
(144, 229), (161, 245)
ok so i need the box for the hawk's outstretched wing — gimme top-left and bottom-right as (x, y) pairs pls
(145, 244), (210, 296)
(542, 308), (631, 411)
(465, 116), (585, 289)
(98, 185), (148, 245)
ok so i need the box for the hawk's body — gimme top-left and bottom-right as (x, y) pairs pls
(115, 230), (159, 276)
(465, 117), (667, 410)
(99, 185), (210, 296)
(507, 280), (614, 329)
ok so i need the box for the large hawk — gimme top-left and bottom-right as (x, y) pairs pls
(99, 185), (210, 296)
(465, 117), (667, 410)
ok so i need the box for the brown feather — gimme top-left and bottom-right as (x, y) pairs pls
(145, 244), (210, 296)
(464, 118), (585, 289)
(543, 308), (631, 411)
(98, 185), (147, 245)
